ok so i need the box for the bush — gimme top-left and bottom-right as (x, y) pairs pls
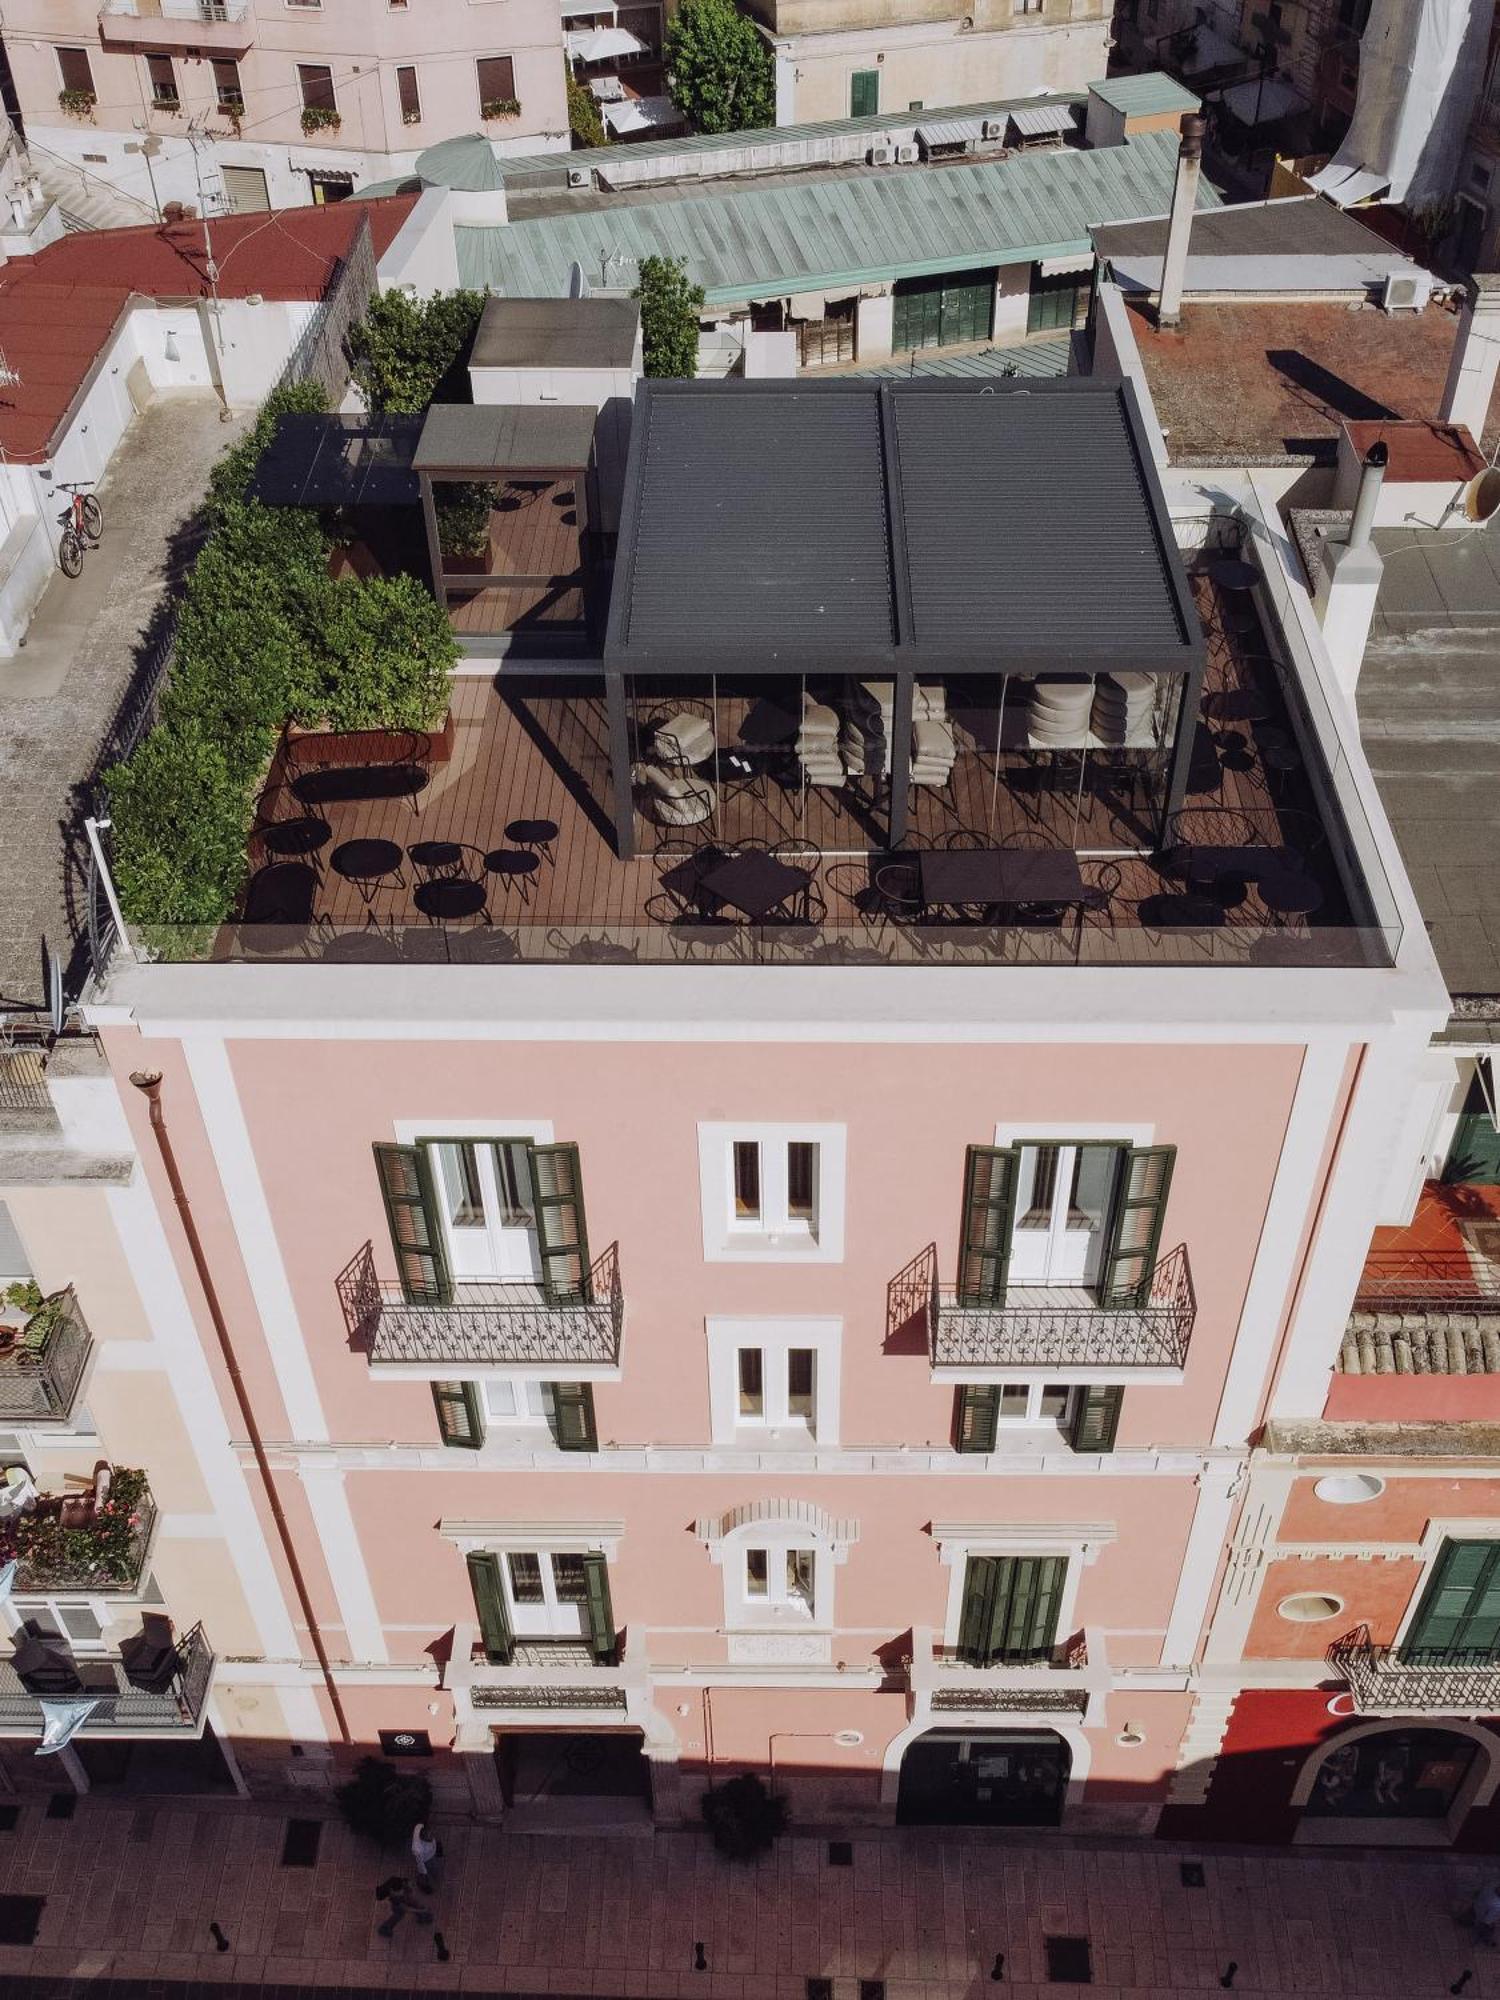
(336, 1757), (433, 1845)
(567, 68), (607, 148)
(105, 374), (460, 933)
(636, 254), (705, 379)
(434, 481), (496, 559)
(701, 1773), (788, 1860)
(347, 288), (487, 414)
(664, 0), (774, 135)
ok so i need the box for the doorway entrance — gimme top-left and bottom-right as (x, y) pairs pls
(1299, 1726), (1483, 1839)
(493, 1727), (651, 1828)
(896, 1727), (1069, 1825)
(75, 1724), (238, 1796)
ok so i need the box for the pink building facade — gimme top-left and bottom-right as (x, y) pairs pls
(0, 0), (569, 218)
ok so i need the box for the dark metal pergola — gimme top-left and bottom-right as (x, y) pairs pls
(601, 375), (1206, 860)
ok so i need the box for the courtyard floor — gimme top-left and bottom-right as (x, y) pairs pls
(0, 1799), (1497, 1999)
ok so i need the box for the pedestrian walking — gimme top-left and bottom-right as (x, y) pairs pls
(1461, 1881), (1500, 1945)
(375, 1875), (433, 1938)
(411, 1820), (443, 1894)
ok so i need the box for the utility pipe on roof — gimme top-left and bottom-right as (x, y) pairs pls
(1347, 440), (1388, 551)
(1156, 113), (1207, 331)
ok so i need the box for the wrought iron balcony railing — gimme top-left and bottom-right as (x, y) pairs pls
(0, 1623), (213, 1736)
(1353, 1248), (1500, 1310)
(908, 1625), (1109, 1723)
(0, 1286), (92, 1423)
(1329, 1625), (1500, 1715)
(340, 1242), (624, 1369)
(897, 1243), (1196, 1373)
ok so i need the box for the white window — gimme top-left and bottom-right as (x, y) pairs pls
(707, 1317), (841, 1444)
(743, 1544), (817, 1618)
(993, 1382), (1075, 1428)
(1010, 1143), (1116, 1289)
(482, 1379), (553, 1425)
(433, 1139), (541, 1281)
(499, 1550), (590, 1638)
(699, 1503), (852, 1633)
(1013, 0), (1043, 13)
(698, 1123), (845, 1262)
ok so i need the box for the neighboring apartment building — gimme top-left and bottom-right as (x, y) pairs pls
(0, 0), (569, 218)
(1081, 147), (1500, 1844)
(0, 145), (1443, 1819)
(739, 0), (1111, 127)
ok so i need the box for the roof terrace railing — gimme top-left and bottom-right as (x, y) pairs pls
(1353, 1249), (1500, 1308)
(0, 1623), (213, 1736)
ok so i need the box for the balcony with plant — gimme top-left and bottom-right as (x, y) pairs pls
(0, 1282), (93, 1423)
(481, 98), (521, 120)
(0, 1467), (155, 1593)
(301, 105), (342, 135)
(58, 89), (97, 118)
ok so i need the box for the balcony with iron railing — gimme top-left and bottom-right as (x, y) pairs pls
(444, 1620), (637, 1720)
(1328, 1625), (1500, 1717)
(4, 1469), (156, 1596)
(99, 0), (254, 53)
(895, 1244), (1196, 1379)
(339, 1241), (625, 1375)
(908, 1625), (1110, 1725)
(0, 1285), (93, 1424)
(0, 1622), (213, 1737)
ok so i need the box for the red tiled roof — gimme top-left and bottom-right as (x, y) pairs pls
(0, 194), (419, 462)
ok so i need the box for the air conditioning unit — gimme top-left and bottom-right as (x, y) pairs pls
(895, 142), (919, 163)
(1381, 271), (1426, 313)
(867, 143), (894, 166)
(567, 165), (592, 190)
(982, 117), (1007, 140)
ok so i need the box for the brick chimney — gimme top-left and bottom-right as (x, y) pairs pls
(1156, 113), (1207, 330)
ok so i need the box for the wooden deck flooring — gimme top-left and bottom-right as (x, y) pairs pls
(227, 570), (1385, 968)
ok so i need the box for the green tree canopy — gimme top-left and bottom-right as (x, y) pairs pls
(664, 0), (775, 135)
(346, 288), (487, 413)
(635, 254), (706, 378)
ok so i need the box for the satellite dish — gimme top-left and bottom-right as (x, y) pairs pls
(1464, 466), (1500, 523)
(567, 260), (591, 300)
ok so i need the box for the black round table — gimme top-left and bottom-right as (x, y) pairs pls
(409, 840), (465, 876)
(505, 818), (559, 865)
(331, 838), (405, 908)
(485, 848), (541, 903)
(260, 817), (331, 865)
(1139, 892), (1226, 929)
(1260, 871), (1324, 924)
(1207, 557), (1260, 592)
(415, 876), (489, 924)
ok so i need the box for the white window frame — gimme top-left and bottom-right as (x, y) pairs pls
(713, 1519), (839, 1630)
(394, 1116), (554, 1286)
(497, 1549), (593, 1639)
(934, 1520), (1114, 1651)
(482, 1378), (554, 1426)
(706, 1316), (842, 1445)
(698, 1122), (845, 1263)
(992, 1382), (1077, 1428)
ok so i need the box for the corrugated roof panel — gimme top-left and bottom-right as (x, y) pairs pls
(915, 117), (986, 146)
(456, 128), (1215, 302)
(1088, 74), (1201, 115)
(1009, 103), (1078, 137)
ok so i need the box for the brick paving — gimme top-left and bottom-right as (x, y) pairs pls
(0, 1799), (1496, 1998)
(0, 395), (247, 1011)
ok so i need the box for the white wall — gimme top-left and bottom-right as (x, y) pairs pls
(993, 262), (1032, 343)
(376, 187), (462, 296)
(1088, 280), (1169, 466)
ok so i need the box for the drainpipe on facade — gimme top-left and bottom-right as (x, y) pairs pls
(129, 1069), (353, 1748)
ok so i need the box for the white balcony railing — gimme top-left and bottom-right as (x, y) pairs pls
(102, 1), (251, 21)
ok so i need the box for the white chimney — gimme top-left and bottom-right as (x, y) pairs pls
(1156, 113), (1207, 330)
(1314, 443), (1387, 700)
(1439, 272), (1500, 441)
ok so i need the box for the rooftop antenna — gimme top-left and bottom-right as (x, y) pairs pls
(0, 345), (21, 391)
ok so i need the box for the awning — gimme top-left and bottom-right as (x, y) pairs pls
(567, 24), (646, 61)
(1219, 74), (1309, 126)
(1038, 251), (1093, 277)
(1008, 102), (1077, 138)
(602, 93), (677, 134)
(561, 0), (616, 15)
(916, 117), (986, 148)
(1307, 159), (1391, 206)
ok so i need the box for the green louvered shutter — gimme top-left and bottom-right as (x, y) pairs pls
(551, 1381), (597, 1452)
(958, 1554), (1003, 1665)
(431, 1380), (484, 1449)
(1069, 1385), (1123, 1454)
(373, 1143), (453, 1305)
(997, 1554), (1067, 1663)
(530, 1142), (590, 1307)
(954, 1384), (1000, 1453)
(466, 1551), (513, 1664)
(582, 1551), (616, 1664)
(1403, 1540), (1500, 1662)
(1099, 1146), (1175, 1306)
(958, 1146), (1018, 1306)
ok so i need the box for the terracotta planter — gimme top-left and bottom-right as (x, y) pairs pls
(285, 711), (456, 770)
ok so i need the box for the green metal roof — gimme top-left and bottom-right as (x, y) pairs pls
(456, 128), (1217, 305)
(495, 89), (1087, 185)
(851, 334), (1072, 380)
(1088, 74), (1201, 116)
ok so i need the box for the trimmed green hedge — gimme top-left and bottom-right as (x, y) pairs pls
(105, 381), (457, 932)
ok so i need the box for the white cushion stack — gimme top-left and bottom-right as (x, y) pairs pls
(1026, 678), (1093, 748)
(798, 699), (844, 785)
(1090, 672), (1156, 748)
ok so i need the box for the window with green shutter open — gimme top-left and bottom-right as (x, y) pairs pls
(958, 1141), (1175, 1308)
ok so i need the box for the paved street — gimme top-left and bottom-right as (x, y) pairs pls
(0, 394), (247, 1010)
(0, 1799), (1497, 1999)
